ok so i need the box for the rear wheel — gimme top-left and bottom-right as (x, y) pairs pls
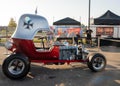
(2, 54), (30, 80)
(87, 53), (106, 72)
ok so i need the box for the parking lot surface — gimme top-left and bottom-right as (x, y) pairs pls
(0, 46), (120, 86)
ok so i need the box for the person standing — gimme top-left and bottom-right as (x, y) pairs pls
(75, 32), (81, 45)
(86, 29), (93, 45)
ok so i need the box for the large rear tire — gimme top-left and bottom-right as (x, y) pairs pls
(87, 53), (106, 72)
(2, 54), (30, 80)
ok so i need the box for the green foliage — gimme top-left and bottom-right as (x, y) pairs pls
(8, 18), (17, 28)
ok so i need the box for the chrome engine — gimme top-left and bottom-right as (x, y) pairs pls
(59, 44), (89, 60)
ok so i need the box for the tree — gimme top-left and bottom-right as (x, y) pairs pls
(81, 24), (87, 32)
(8, 18), (17, 28)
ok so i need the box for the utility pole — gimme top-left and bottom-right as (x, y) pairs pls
(88, 0), (91, 29)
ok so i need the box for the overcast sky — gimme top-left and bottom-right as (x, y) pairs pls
(0, 0), (120, 26)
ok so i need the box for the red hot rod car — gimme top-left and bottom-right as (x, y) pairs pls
(2, 14), (106, 79)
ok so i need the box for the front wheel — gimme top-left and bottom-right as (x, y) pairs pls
(87, 53), (106, 72)
(2, 54), (30, 80)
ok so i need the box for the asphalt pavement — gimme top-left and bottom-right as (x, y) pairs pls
(0, 46), (120, 86)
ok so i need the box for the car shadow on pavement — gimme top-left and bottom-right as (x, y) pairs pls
(28, 63), (89, 79)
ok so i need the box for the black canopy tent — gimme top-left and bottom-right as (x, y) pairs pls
(94, 10), (120, 25)
(53, 17), (81, 25)
(94, 10), (120, 47)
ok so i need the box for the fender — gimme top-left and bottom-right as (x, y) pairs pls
(87, 53), (106, 62)
(7, 53), (30, 63)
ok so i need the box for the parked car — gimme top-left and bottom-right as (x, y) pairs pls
(2, 14), (107, 80)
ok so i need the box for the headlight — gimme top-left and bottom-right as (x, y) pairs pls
(5, 41), (13, 50)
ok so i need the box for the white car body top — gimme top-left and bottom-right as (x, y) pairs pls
(12, 14), (50, 40)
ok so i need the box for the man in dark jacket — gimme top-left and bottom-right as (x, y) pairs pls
(86, 29), (93, 45)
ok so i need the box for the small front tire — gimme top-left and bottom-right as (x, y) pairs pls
(87, 53), (106, 72)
